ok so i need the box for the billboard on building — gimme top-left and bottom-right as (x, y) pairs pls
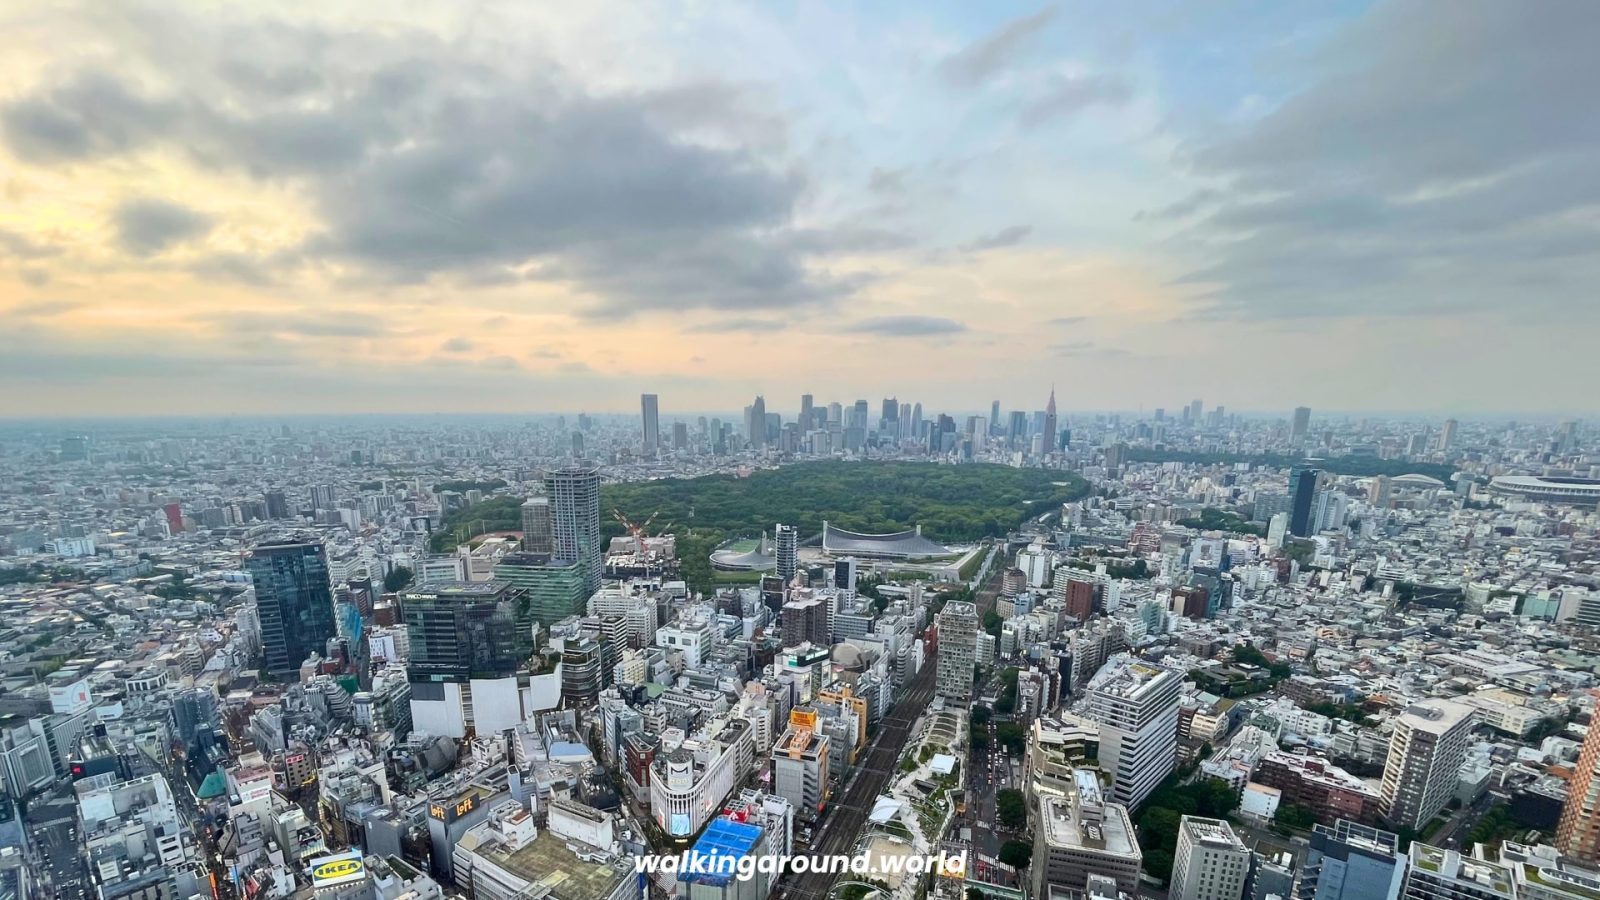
(309, 851), (366, 888)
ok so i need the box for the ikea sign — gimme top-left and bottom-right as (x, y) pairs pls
(309, 852), (366, 887)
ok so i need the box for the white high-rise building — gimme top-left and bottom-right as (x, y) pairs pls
(1379, 699), (1476, 831)
(1267, 512), (1289, 548)
(547, 466), (603, 595)
(1078, 654), (1181, 808)
(1170, 816), (1249, 900)
(640, 393), (660, 458)
(775, 523), (798, 585)
(935, 600), (979, 703)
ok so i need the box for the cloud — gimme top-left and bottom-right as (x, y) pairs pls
(1051, 340), (1127, 358)
(1, 10), (860, 317)
(684, 318), (788, 334)
(188, 252), (283, 286)
(203, 311), (392, 338)
(960, 225), (1033, 253)
(1018, 74), (1132, 128)
(1169, 0), (1600, 320)
(844, 315), (967, 337)
(0, 227), (61, 260)
(868, 167), (909, 196)
(940, 8), (1058, 87)
(440, 337), (476, 353)
(113, 198), (213, 256)
(0, 338), (294, 382)
(1047, 315), (1089, 326)
(7, 300), (80, 317)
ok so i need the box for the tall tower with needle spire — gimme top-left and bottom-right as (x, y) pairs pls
(1043, 386), (1058, 456)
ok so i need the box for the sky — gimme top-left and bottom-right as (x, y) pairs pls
(1, 1), (1597, 418)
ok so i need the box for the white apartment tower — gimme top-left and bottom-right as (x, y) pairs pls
(1379, 699), (1476, 831)
(1079, 654), (1182, 808)
(935, 600), (980, 703)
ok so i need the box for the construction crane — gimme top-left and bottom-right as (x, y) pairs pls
(611, 508), (660, 556)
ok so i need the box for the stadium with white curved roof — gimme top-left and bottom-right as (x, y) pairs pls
(819, 521), (952, 559)
(1488, 475), (1600, 505)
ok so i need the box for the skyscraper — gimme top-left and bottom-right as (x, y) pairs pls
(1288, 466), (1320, 538)
(1437, 418), (1458, 452)
(990, 400), (1001, 435)
(520, 496), (552, 554)
(640, 393), (660, 458)
(264, 491), (290, 520)
(880, 397), (898, 434)
(774, 524), (798, 585)
(494, 552), (589, 628)
(935, 600), (979, 702)
(747, 395), (768, 448)
(1557, 697), (1600, 863)
(1292, 406), (1312, 444)
(1043, 387), (1058, 455)
(1170, 817), (1249, 900)
(1378, 699), (1476, 831)
(246, 539), (337, 677)
(1008, 410), (1028, 450)
(1081, 654), (1182, 808)
(401, 580), (523, 681)
(800, 394), (814, 430)
(546, 466), (602, 596)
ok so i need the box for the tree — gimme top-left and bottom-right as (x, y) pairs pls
(1232, 643), (1268, 667)
(998, 840), (1032, 870)
(969, 723), (991, 750)
(384, 565), (414, 593)
(1275, 804), (1315, 831)
(1137, 807), (1182, 849)
(996, 789), (1027, 829)
(996, 722), (1026, 756)
(983, 609), (1003, 637)
(1142, 849), (1174, 883)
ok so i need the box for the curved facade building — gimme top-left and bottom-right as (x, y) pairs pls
(709, 537), (776, 572)
(648, 720), (754, 838)
(1489, 475), (1600, 505)
(820, 521), (951, 559)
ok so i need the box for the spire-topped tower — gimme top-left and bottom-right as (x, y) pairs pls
(1043, 386), (1059, 455)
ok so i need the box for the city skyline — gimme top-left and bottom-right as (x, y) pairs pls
(1, 2), (1598, 416)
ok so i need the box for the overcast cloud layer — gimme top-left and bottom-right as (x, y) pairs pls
(0, 1), (1596, 416)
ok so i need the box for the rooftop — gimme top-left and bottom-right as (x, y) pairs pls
(1397, 698), (1477, 734)
(1180, 816), (1245, 850)
(479, 827), (629, 900)
(681, 818), (765, 887)
(1039, 793), (1139, 860)
(1086, 655), (1176, 699)
(404, 579), (510, 597)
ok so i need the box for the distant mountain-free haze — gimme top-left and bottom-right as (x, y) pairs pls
(0, 2), (1597, 416)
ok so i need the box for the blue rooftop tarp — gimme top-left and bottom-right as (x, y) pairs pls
(681, 818), (763, 886)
